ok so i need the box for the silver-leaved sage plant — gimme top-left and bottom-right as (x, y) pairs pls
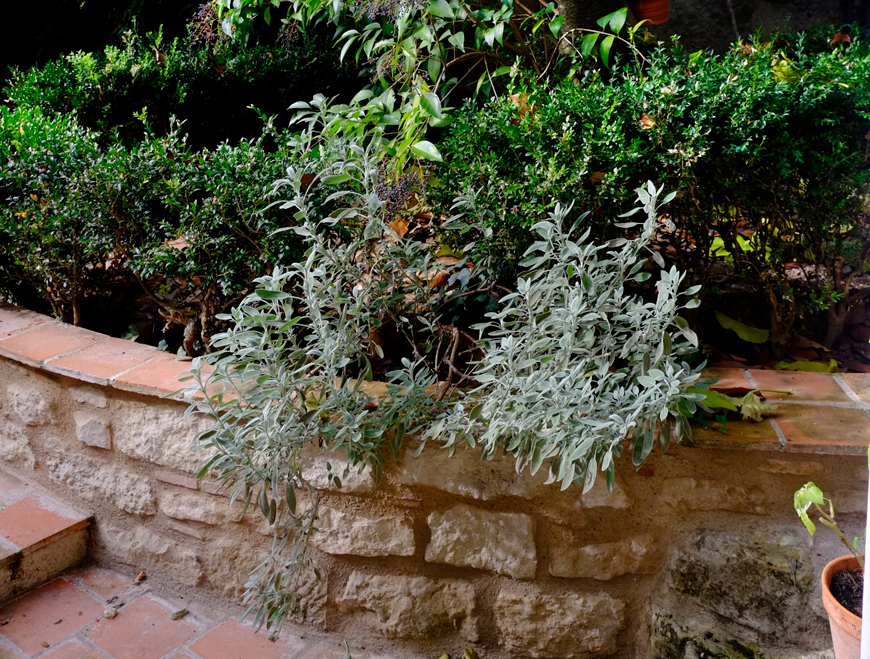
(183, 113), (706, 631)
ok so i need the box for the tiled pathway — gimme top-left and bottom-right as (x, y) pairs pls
(0, 567), (394, 659)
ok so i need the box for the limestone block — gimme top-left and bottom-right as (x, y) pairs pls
(301, 453), (375, 494)
(759, 459), (822, 476)
(7, 383), (52, 426)
(661, 477), (767, 515)
(398, 446), (543, 500)
(166, 519), (207, 541)
(337, 571), (477, 641)
(668, 529), (814, 640)
(158, 491), (238, 526)
(426, 505), (536, 579)
(74, 411), (112, 450)
(69, 385), (107, 408)
(97, 523), (202, 587)
(48, 457), (156, 516)
(495, 585), (625, 658)
(832, 490), (867, 515)
(0, 422), (35, 468)
(154, 470), (199, 491)
(550, 534), (655, 580)
(581, 475), (631, 509)
(313, 506), (415, 557)
(112, 401), (214, 472)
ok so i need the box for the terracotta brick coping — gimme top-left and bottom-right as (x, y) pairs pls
(1, 304), (869, 456)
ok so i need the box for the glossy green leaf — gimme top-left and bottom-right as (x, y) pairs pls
(714, 311), (769, 344)
(410, 140), (443, 161)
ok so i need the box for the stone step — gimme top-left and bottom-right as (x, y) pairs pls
(0, 467), (90, 603)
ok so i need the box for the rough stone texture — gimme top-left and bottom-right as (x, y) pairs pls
(97, 523), (203, 587)
(154, 470), (199, 491)
(661, 477), (767, 514)
(69, 385), (107, 408)
(48, 457), (156, 516)
(426, 505), (536, 578)
(0, 421), (35, 468)
(112, 400), (214, 472)
(158, 491), (238, 525)
(398, 446), (545, 500)
(759, 459), (823, 476)
(7, 383), (52, 426)
(73, 411), (112, 449)
(667, 529), (817, 644)
(549, 534), (655, 580)
(313, 506), (415, 557)
(831, 489), (867, 515)
(301, 451), (375, 494)
(337, 572), (477, 641)
(581, 475), (631, 509)
(166, 519), (207, 540)
(495, 585), (625, 658)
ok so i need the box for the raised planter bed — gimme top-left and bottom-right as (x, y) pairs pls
(0, 303), (867, 658)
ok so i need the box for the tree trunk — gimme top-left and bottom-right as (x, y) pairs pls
(558, 0), (625, 52)
(766, 282), (796, 361)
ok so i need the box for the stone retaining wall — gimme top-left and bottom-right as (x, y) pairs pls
(0, 304), (868, 658)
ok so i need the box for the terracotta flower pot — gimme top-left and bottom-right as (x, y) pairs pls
(821, 555), (862, 659)
(629, 0), (670, 25)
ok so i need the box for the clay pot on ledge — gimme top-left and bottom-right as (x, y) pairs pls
(822, 555), (861, 659)
(629, 0), (670, 25)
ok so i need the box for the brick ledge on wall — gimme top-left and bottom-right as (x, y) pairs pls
(1, 303), (868, 456)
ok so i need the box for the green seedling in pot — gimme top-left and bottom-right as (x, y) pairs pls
(795, 481), (865, 570)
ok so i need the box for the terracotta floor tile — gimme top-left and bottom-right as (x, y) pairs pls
(189, 621), (307, 659)
(46, 338), (157, 384)
(0, 471), (29, 507)
(775, 405), (870, 450)
(690, 418), (780, 449)
(746, 369), (851, 403)
(839, 373), (870, 404)
(0, 304), (51, 340)
(70, 566), (136, 601)
(0, 323), (103, 365)
(87, 596), (197, 659)
(0, 496), (87, 550)
(0, 579), (103, 655)
(111, 353), (198, 398)
(702, 368), (750, 392)
(0, 645), (20, 659)
(40, 640), (105, 659)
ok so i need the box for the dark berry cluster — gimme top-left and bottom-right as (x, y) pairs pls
(375, 163), (425, 219)
(187, 4), (231, 48)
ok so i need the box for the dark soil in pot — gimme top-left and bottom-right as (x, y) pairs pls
(831, 568), (864, 617)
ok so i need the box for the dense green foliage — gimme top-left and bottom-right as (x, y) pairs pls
(0, 106), (308, 349)
(432, 35), (870, 353)
(4, 26), (356, 149)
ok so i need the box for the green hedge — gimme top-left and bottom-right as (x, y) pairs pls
(431, 34), (870, 354)
(4, 27), (357, 149)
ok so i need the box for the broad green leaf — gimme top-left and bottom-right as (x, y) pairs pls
(549, 15), (563, 38)
(714, 311), (769, 344)
(608, 7), (627, 33)
(600, 35), (615, 68)
(692, 387), (738, 412)
(427, 0), (454, 18)
(580, 33), (598, 58)
(410, 140), (443, 161)
(774, 359), (838, 373)
(420, 92), (442, 119)
(427, 55), (442, 82)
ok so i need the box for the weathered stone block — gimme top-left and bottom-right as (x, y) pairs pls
(759, 459), (822, 476)
(112, 401), (214, 472)
(661, 477), (767, 514)
(97, 523), (202, 587)
(832, 489), (867, 515)
(69, 385), (107, 408)
(549, 534), (655, 580)
(0, 422), (34, 468)
(301, 454), (374, 494)
(313, 506), (414, 557)
(158, 491), (238, 526)
(667, 529), (815, 642)
(495, 585), (625, 658)
(74, 411), (112, 450)
(581, 475), (631, 509)
(48, 457), (156, 516)
(426, 505), (536, 579)
(337, 571), (477, 641)
(7, 383), (51, 426)
(154, 470), (199, 491)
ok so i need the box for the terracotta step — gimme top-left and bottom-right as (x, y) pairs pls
(0, 467), (90, 603)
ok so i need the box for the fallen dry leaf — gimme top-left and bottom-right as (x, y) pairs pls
(831, 31), (852, 45)
(639, 114), (655, 130)
(389, 218), (410, 238)
(135, 571), (147, 583)
(165, 237), (190, 250)
(589, 172), (606, 184)
(428, 271), (449, 289)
